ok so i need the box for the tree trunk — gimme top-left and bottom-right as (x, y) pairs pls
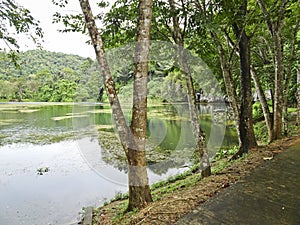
(282, 85), (289, 136)
(211, 0), (258, 159)
(212, 32), (242, 147)
(297, 66), (300, 126)
(224, 30), (273, 143)
(257, 0), (288, 140)
(127, 0), (153, 211)
(168, 0), (211, 177)
(180, 48), (211, 177)
(225, 33), (273, 142)
(282, 18), (299, 134)
(79, 0), (153, 211)
(250, 66), (273, 142)
(272, 31), (284, 139)
(127, 147), (153, 211)
(232, 20), (257, 158)
(79, 0), (130, 150)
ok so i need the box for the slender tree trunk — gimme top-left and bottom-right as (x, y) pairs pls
(257, 0), (288, 140)
(273, 31), (284, 139)
(282, 19), (299, 134)
(211, 32), (242, 147)
(226, 34), (273, 142)
(297, 66), (300, 126)
(251, 66), (273, 142)
(282, 77), (291, 136)
(168, 0), (211, 177)
(180, 47), (211, 177)
(282, 59), (294, 136)
(211, 0), (257, 159)
(232, 19), (257, 158)
(127, 0), (153, 211)
(79, 0), (153, 211)
(79, 0), (130, 150)
(224, 31), (273, 143)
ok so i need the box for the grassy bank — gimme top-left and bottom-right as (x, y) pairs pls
(90, 120), (299, 225)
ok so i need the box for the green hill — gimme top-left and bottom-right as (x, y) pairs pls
(0, 50), (96, 79)
(0, 50), (102, 102)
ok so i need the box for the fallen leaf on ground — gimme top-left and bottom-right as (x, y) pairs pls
(263, 156), (273, 160)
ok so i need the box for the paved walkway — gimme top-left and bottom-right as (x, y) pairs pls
(176, 140), (300, 225)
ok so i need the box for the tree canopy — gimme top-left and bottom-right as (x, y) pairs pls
(0, 0), (43, 64)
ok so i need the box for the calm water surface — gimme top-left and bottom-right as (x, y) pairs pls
(0, 102), (237, 225)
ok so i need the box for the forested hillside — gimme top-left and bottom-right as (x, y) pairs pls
(0, 50), (89, 78)
(0, 49), (215, 103)
(0, 50), (102, 102)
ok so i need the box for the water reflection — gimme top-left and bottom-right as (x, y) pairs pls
(0, 102), (238, 174)
(0, 140), (124, 225)
(0, 102), (238, 225)
(0, 137), (191, 225)
(74, 102), (238, 179)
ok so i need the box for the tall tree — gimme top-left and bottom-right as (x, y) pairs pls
(222, 26), (274, 143)
(207, 29), (242, 147)
(127, 0), (154, 211)
(250, 66), (273, 142)
(79, 0), (153, 211)
(281, 1), (300, 135)
(94, 0), (212, 176)
(225, 34), (274, 143)
(257, 0), (288, 140)
(167, 0), (211, 177)
(194, 0), (257, 157)
(231, 0), (257, 157)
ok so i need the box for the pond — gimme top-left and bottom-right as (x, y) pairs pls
(0, 102), (237, 225)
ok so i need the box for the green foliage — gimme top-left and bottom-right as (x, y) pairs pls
(254, 121), (269, 144)
(162, 69), (186, 102)
(101, 0), (138, 48)
(111, 192), (129, 202)
(252, 102), (264, 122)
(213, 146), (239, 161)
(211, 159), (229, 174)
(0, 50), (90, 78)
(147, 78), (163, 100)
(0, 0), (43, 66)
(0, 0), (43, 48)
(0, 50), (102, 102)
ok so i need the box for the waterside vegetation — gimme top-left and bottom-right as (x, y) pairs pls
(92, 123), (300, 225)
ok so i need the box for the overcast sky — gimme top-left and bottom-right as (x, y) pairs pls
(12, 0), (104, 58)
